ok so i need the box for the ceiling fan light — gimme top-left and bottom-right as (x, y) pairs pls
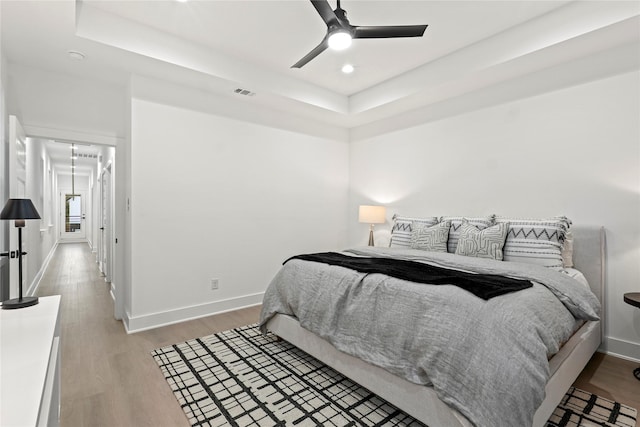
(328, 31), (352, 50)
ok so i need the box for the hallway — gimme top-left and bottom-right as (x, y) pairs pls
(36, 243), (260, 426)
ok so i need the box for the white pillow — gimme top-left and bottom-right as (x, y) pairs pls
(562, 231), (574, 268)
(496, 216), (571, 269)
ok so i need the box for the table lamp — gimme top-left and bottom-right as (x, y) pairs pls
(1, 198), (41, 309)
(359, 205), (386, 246)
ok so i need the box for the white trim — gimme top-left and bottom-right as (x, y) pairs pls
(22, 125), (122, 147)
(124, 292), (265, 334)
(603, 336), (640, 363)
(57, 239), (88, 244)
(26, 241), (59, 297)
(122, 309), (131, 333)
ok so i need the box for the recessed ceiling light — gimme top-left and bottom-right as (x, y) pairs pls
(341, 64), (355, 74)
(176, 0), (188, 2)
(67, 50), (86, 61)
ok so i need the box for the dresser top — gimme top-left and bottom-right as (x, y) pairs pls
(1, 295), (61, 426)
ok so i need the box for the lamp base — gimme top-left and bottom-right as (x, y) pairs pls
(2, 296), (39, 309)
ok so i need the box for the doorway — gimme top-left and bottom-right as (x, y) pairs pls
(60, 191), (87, 241)
(99, 165), (112, 283)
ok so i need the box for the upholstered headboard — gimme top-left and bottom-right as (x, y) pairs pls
(570, 226), (606, 330)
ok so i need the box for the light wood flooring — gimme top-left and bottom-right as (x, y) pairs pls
(35, 243), (639, 427)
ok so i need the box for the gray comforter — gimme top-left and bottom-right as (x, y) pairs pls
(258, 247), (601, 427)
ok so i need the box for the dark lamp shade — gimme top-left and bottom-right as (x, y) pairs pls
(0, 198), (41, 220)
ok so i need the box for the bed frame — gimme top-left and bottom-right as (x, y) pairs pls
(266, 226), (605, 427)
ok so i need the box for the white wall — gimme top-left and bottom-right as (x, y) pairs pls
(127, 97), (349, 331)
(24, 138), (57, 294)
(57, 174), (90, 188)
(0, 48), (8, 299)
(57, 174), (90, 194)
(350, 70), (640, 360)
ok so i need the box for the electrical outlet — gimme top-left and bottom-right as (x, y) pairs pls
(210, 278), (219, 290)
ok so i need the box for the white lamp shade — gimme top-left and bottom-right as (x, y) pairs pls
(359, 205), (386, 224)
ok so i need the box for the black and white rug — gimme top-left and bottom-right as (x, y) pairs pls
(152, 324), (637, 427)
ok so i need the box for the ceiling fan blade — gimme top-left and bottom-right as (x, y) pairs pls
(311, 0), (339, 27)
(291, 37), (329, 68)
(353, 24), (428, 39)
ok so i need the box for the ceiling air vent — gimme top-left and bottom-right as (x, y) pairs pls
(234, 88), (256, 97)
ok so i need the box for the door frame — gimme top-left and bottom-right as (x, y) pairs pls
(99, 163), (113, 283)
(59, 190), (88, 242)
(3, 116), (28, 300)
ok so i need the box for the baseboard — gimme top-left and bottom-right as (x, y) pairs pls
(603, 336), (640, 363)
(124, 292), (265, 334)
(26, 241), (59, 297)
(58, 238), (88, 244)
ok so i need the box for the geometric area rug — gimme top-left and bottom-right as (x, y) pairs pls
(546, 388), (637, 427)
(152, 324), (637, 427)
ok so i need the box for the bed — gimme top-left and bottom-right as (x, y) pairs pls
(259, 224), (605, 427)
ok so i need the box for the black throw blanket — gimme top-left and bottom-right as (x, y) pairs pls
(285, 252), (532, 300)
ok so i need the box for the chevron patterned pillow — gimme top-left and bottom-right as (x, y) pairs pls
(496, 216), (571, 269)
(390, 214), (439, 248)
(455, 220), (509, 260)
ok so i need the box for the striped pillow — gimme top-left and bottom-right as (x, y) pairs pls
(390, 215), (439, 248)
(440, 215), (496, 254)
(496, 216), (571, 269)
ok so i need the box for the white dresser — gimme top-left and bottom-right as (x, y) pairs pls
(1, 295), (61, 426)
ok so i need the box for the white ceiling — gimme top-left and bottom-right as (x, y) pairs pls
(80, 0), (571, 95)
(1, 0), (639, 138)
(44, 140), (99, 177)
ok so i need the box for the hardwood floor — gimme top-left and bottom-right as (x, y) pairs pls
(36, 243), (261, 426)
(574, 352), (640, 419)
(36, 243), (639, 427)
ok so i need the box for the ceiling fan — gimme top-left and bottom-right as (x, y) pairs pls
(292, 0), (428, 69)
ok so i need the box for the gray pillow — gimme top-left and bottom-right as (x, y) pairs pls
(455, 220), (509, 261)
(410, 221), (451, 252)
(440, 215), (496, 253)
